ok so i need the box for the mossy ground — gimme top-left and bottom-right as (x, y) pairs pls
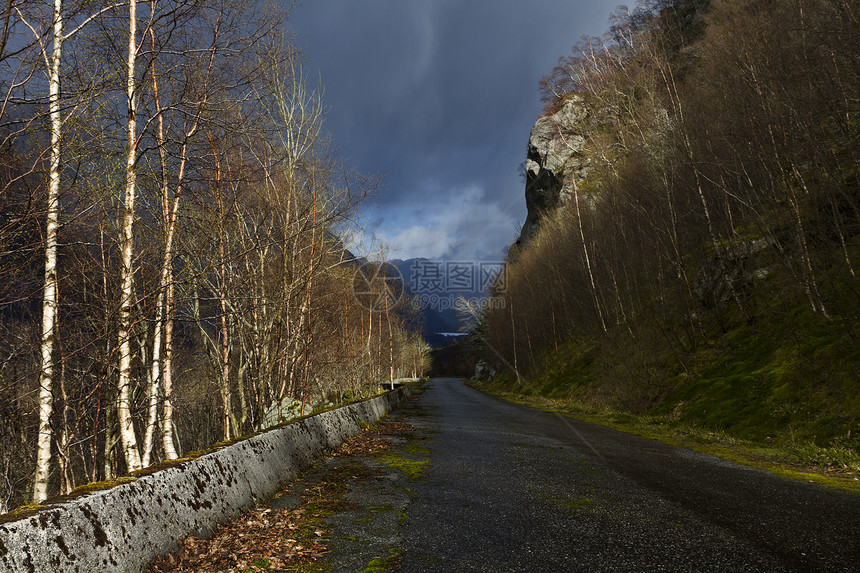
(377, 453), (429, 480)
(362, 547), (404, 573)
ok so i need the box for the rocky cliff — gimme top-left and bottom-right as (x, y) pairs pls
(514, 94), (592, 249)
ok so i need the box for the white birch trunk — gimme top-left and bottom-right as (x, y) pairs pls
(211, 150), (234, 440)
(571, 177), (607, 333)
(117, 0), (141, 473)
(161, 271), (178, 459)
(142, 52), (169, 467)
(141, 289), (164, 467)
(150, 28), (215, 461)
(33, 0), (63, 504)
(143, 121), (184, 466)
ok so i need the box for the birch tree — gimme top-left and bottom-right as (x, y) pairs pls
(141, 15), (217, 467)
(23, 0), (122, 503)
(0, 0), (419, 510)
(116, 0), (142, 472)
(31, 0), (63, 505)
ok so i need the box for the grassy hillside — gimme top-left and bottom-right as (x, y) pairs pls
(486, 308), (857, 440)
(476, 299), (860, 489)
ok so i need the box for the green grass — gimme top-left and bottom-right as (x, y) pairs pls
(378, 453), (429, 480)
(363, 547), (403, 572)
(535, 492), (598, 513)
(400, 442), (432, 455)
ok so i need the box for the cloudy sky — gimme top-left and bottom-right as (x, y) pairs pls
(288, 0), (617, 262)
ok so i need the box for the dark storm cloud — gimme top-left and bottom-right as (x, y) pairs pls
(289, 0), (616, 259)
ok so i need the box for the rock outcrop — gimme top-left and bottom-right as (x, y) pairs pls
(515, 95), (592, 249)
(693, 238), (774, 309)
(473, 360), (496, 382)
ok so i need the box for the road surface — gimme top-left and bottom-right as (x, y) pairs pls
(388, 377), (859, 572)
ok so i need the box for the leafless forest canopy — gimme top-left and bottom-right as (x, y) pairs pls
(0, 0), (429, 511)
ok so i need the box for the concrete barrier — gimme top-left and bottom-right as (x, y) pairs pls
(0, 385), (413, 572)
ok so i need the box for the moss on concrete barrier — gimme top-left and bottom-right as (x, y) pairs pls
(0, 385), (413, 572)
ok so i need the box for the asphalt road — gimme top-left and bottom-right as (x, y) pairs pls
(394, 377), (860, 572)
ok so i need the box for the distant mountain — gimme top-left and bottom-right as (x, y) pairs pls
(391, 258), (496, 347)
(345, 256), (499, 347)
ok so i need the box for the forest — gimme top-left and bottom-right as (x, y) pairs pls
(479, 0), (859, 456)
(0, 0), (429, 512)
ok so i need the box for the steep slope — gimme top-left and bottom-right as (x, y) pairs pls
(478, 0), (859, 459)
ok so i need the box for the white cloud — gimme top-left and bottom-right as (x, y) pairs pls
(371, 184), (519, 261)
